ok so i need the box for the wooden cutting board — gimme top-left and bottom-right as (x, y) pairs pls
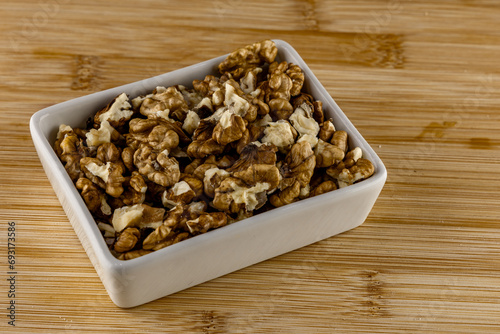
(1, 0), (500, 332)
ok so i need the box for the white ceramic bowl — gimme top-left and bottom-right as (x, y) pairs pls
(30, 40), (387, 308)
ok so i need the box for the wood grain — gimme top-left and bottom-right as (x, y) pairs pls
(1, 0), (500, 332)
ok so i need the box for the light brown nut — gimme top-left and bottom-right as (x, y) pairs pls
(218, 40), (278, 79)
(163, 202), (207, 229)
(325, 147), (363, 179)
(235, 122), (267, 154)
(117, 249), (152, 260)
(267, 66), (293, 102)
(268, 98), (294, 121)
(183, 158), (204, 175)
(225, 142), (280, 192)
(145, 231), (190, 252)
(193, 75), (223, 98)
(56, 129), (89, 182)
(187, 139), (225, 159)
(178, 85), (204, 109)
(133, 144), (180, 187)
(291, 92), (314, 110)
(147, 126), (180, 152)
(310, 180), (337, 197)
(319, 120), (336, 142)
(162, 180), (196, 208)
(193, 163), (218, 180)
(289, 102), (320, 139)
(182, 110), (201, 135)
(80, 157), (126, 198)
(312, 100), (324, 124)
(212, 112), (247, 146)
(76, 177), (112, 216)
(185, 212), (228, 235)
(121, 171), (147, 206)
(96, 142), (122, 164)
(142, 225), (174, 250)
(114, 227), (141, 253)
(204, 154), (237, 169)
(270, 180), (301, 207)
(285, 63), (304, 97)
(187, 120), (225, 159)
(228, 142), (278, 172)
(139, 86), (189, 122)
(203, 167), (230, 198)
(180, 174), (204, 198)
(315, 139), (345, 168)
(111, 203), (165, 232)
(279, 141), (316, 189)
(86, 120), (121, 147)
(121, 147), (136, 172)
(94, 93), (134, 128)
(331, 130), (348, 153)
(260, 120), (297, 152)
(126, 119), (181, 152)
(337, 158), (375, 186)
(232, 164), (280, 192)
(143, 202), (206, 250)
(240, 67), (262, 94)
(223, 81), (258, 123)
(212, 177), (270, 214)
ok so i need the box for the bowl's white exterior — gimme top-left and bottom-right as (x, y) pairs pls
(30, 40), (387, 308)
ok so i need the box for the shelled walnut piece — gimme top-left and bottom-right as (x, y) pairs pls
(53, 40), (375, 260)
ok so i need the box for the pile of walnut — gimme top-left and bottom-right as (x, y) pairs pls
(54, 40), (375, 260)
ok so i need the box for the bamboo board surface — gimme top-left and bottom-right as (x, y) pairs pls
(1, 0), (500, 332)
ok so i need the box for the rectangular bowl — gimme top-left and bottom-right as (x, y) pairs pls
(30, 40), (387, 308)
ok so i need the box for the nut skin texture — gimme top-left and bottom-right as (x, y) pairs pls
(269, 98), (294, 121)
(270, 180), (301, 207)
(80, 157), (126, 198)
(218, 40), (278, 80)
(212, 177), (262, 214)
(126, 119), (181, 152)
(310, 180), (337, 197)
(204, 154), (236, 169)
(326, 147), (363, 180)
(319, 120), (336, 142)
(93, 93), (134, 129)
(139, 86), (189, 122)
(281, 141), (316, 189)
(143, 202), (206, 250)
(181, 175), (204, 198)
(228, 143), (280, 191)
(187, 120), (225, 159)
(117, 249), (152, 261)
(56, 131), (89, 182)
(212, 113), (247, 145)
(121, 171), (147, 206)
(315, 140), (345, 168)
(185, 212), (228, 235)
(96, 142), (122, 165)
(285, 63), (305, 97)
(203, 167), (230, 198)
(271, 141), (316, 206)
(133, 144), (180, 187)
(331, 130), (348, 153)
(162, 181), (196, 208)
(76, 177), (110, 217)
(114, 227), (141, 253)
(121, 147), (136, 172)
(338, 158), (375, 185)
